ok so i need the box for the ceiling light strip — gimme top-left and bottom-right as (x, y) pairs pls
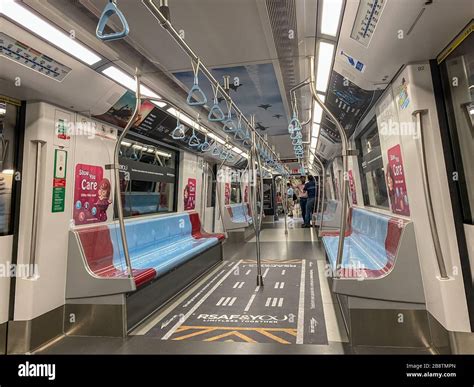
(0, 0), (101, 65)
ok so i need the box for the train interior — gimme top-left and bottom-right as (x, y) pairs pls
(0, 0), (473, 357)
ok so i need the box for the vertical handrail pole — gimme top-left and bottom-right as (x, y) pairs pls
(309, 56), (349, 278)
(283, 176), (289, 235)
(412, 110), (449, 279)
(206, 163), (226, 236)
(200, 159), (206, 227)
(309, 149), (326, 231)
(28, 140), (45, 277)
(114, 69), (141, 283)
(249, 116), (264, 286)
(216, 144), (231, 237)
(313, 170), (320, 228)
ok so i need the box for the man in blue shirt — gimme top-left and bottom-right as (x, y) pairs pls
(302, 175), (317, 228)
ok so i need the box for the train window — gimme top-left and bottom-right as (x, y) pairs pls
(230, 182), (241, 204)
(118, 141), (177, 218)
(356, 116), (389, 209)
(0, 101), (19, 236)
(206, 172), (213, 208)
(440, 32), (474, 224)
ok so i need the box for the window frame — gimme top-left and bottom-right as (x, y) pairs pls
(355, 115), (390, 210)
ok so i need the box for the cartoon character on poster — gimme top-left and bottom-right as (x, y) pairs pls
(74, 164), (112, 225)
(184, 178), (196, 210)
(348, 170), (357, 205)
(386, 145), (410, 216)
(225, 183), (231, 205)
(95, 179), (112, 222)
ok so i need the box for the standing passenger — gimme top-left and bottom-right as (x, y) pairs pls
(286, 182), (294, 217)
(297, 176), (307, 223)
(302, 175), (316, 228)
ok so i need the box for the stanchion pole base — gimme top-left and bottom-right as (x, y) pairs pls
(257, 275), (264, 287)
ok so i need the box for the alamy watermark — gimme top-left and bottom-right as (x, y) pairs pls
(0, 262), (39, 279)
(379, 119), (419, 139)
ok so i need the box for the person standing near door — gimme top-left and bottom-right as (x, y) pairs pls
(286, 182), (295, 217)
(297, 176), (307, 224)
(302, 175), (316, 228)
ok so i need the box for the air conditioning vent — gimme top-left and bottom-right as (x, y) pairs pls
(0, 32), (71, 81)
(265, 0), (300, 97)
(350, 0), (387, 47)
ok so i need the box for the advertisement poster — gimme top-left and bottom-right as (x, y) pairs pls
(396, 77), (410, 110)
(386, 145), (410, 216)
(225, 183), (231, 205)
(348, 170), (357, 205)
(244, 185), (249, 203)
(184, 178), (196, 210)
(93, 91), (155, 129)
(73, 164), (112, 225)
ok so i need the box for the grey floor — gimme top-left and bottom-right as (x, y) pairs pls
(35, 216), (432, 355)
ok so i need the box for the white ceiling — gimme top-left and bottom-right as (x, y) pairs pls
(83, 0), (275, 72)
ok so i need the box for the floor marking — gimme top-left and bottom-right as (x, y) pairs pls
(162, 260), (242, 340)
(204, 330), (257, 343)
(262, 268), (269, 278)
(281, 269), (286, 275)
(296, 259), (306, 344)
(228, 297), (237, 306)
(309, 269), (316, 309)
(222, 297), (232, 306)
(238, 282), (245, 289)
(265, 297), (271, 307)
(244, 294), (256, 312)
(280, 282), (285, 289)
(216, 297), (225, 306)
(257, 329), (290, 344)
(245, 269), (251, 275)
(173, 326), (297, 344)
(233, 281), (244, 289)
(278, 297), (284, 307)
(254, 286), (260, 292)
(274, 282), (280, 289)
(182, 269), (226, 308)
(271, 298), (278, 307)
(171, 327), (216, 341)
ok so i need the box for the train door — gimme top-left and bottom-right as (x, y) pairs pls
(0, 98), (23, 354)
(435, 27), (474, 333)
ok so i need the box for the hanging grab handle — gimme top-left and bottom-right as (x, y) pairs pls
(200, 135), (211, 152)
(96, 0), (130, 42)
(243, 127), (251, 146)
(188, 127), (201, 147)
(171, 112), (186, 139)
(234, 114), (246, 140)
(292, 137), (303, 146)
(288, 114), (301, 134)
(290, 130), (302, 140)
(212, 144), (221, 156)
(223, 100), (236, 133)
(208, 85), (225, 122)
(187, 59), (207, 106)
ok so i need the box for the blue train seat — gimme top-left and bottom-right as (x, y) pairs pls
(77, 211), (225, 287)
(322, 208), (405, 279)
